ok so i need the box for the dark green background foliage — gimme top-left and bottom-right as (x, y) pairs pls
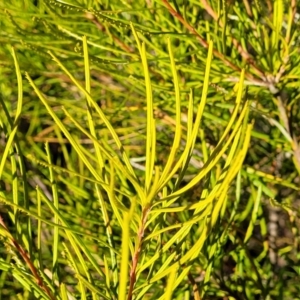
(0, 0), (300, 299)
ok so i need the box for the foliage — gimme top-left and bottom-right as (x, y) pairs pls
(0, 0), (300, 299)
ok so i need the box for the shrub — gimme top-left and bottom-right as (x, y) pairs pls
(0, 1), (299, 299)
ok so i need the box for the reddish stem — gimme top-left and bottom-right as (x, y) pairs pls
(0, 216), (55, 300)
(127, 206), (150, 300)
(85, 12), (133, 53)
(162, 0), (266, 81)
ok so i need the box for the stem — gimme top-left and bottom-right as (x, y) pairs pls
(188, 272), (201, 300)
(162, 0), (266, 81)
(0, 216), (55, 300)
(127, 206), (150, 300)
(85, 11), (133, 53)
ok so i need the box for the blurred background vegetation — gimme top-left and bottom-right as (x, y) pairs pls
(0, 0), (300, 299)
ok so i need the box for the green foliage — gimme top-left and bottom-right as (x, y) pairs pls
(0, 0), (300, 299)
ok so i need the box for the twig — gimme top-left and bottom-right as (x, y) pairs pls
(0, 216), (55, 300)
(127, 205), (150, 300)
(85, 11), (133, 53)
(199, 0), (265, 78)
(188, 272), (201, 300)
(161, 0), (266, 83)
